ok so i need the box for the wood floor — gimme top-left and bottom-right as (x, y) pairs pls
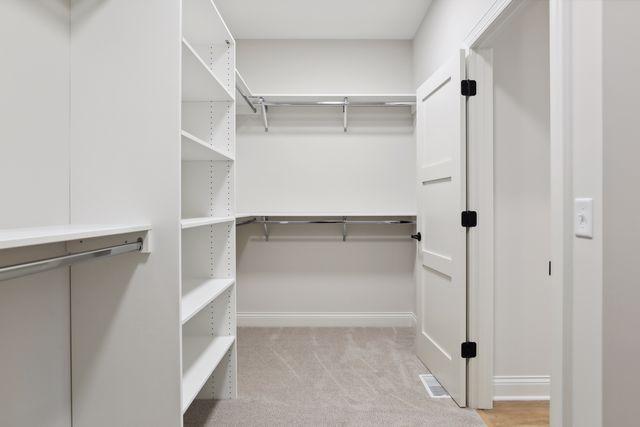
(477, 401), (549, 427)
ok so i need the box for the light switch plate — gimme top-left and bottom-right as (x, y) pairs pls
(574, 198), (593, 238)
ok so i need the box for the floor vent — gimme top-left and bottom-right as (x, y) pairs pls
(419, 374), (450, 399)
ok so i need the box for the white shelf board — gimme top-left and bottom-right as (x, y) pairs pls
(180, 216), (235, 229)
(182, 335), (235, 413)
(181, 130), (234, 161)
(181, 278), (235, 324)
(182, 0), (234, 46)
(236, 212), (416, 218)
(0, 224), (151, 250)
(182, 38), (234, 102)
(251, 93), (416, 104)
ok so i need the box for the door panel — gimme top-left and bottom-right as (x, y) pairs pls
(415, 50), (467, 406)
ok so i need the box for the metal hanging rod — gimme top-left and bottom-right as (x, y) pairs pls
(255, 101), (415, 107)
(235, 216), (415, 242)
(0, 240), (143, 282)
(248, 96), (415, 132)
(254, 219), (415, 225)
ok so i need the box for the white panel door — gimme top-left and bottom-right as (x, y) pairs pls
(415, 50), (468, 406)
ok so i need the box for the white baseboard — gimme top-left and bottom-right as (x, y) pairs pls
(237, 312), (415, 327)
(410, 312), (417, 328)
(493, 375), (550, 401)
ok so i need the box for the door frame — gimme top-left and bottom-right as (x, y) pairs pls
(459, 0), (572, 421)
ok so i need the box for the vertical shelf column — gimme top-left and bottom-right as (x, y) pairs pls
(180, 0), (237, 416)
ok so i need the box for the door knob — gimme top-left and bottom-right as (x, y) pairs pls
(411, 232), (421, 241)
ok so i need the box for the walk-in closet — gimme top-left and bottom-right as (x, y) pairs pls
(5, 0), (637, 426)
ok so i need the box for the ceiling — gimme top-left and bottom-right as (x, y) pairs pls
(215, 0), (432, 40)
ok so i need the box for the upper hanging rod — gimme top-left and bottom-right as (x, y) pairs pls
(249, 96), (415, 132)
(0, 240), (143, 282)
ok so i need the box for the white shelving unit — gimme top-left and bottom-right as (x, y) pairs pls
(182, 39), (234, 102)
(182, 278), (235, 324)
(0, 224), (151, 250)
(182, 336), (235, 413)
(180, 0), (237, 417)
(181, 130), (234, 161)
(180, 216), (235, 229)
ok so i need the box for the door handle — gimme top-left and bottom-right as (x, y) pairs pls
(411, 232), (422, 241)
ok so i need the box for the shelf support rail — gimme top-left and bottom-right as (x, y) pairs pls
(0, 240), (143, 282)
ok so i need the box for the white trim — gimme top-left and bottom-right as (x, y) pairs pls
(466, 48), (495, 410)
(237, 312), (415, 327)
(549, 0), (573, 425)
(463, 0), (524, 49)
(494, 375), (551, 401)
(463, 0), (550, 412)
(409, 312), (417, 329)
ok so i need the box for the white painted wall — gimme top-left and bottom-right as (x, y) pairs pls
(413, 0), (494, 88)
(237, 40), (414, 94)
(568, 1), (603, 425)
(235, 40), (416, 325)
(0, 1), (71, 425)
(488, 0), (552, 399)
(602, 2), (640, 425)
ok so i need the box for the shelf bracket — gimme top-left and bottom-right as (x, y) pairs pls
(260, 97), (269, 132)
(343, 97), (348, 132)
(342, 217), (347, 242)
(262, 216), (270, 241)
(236, 85), (257, 113)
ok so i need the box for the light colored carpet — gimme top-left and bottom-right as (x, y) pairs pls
(184, 327), (484, 426)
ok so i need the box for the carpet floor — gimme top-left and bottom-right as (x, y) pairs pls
(184, 327), (484, 426)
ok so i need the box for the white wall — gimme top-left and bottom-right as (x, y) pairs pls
(237, 39), (414, 94)
(569, 1), (603, 425)
(488, 0), (552, 399)
(236, 40), (416, 325)
(0, 1), (71, 425)
(413, 0), (494, 88)
(602, 1), (640, 425)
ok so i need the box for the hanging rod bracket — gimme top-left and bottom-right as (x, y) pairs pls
(343, 97), (348, 132)
(342, 216), (347, 241)
(262, 216), (270, 241)
(260, 98), (269, 132)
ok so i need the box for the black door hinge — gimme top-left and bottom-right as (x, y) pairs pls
(411, 232), (422, 241)
(461, 341), (477, 359)
(461, 79), (477, 96)
(461, 211), (477, 228)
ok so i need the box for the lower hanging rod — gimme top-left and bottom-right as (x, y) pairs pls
(0, 240), (143, 282)
(236, 219), (415, 226)
(255, 101), (415, 107)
